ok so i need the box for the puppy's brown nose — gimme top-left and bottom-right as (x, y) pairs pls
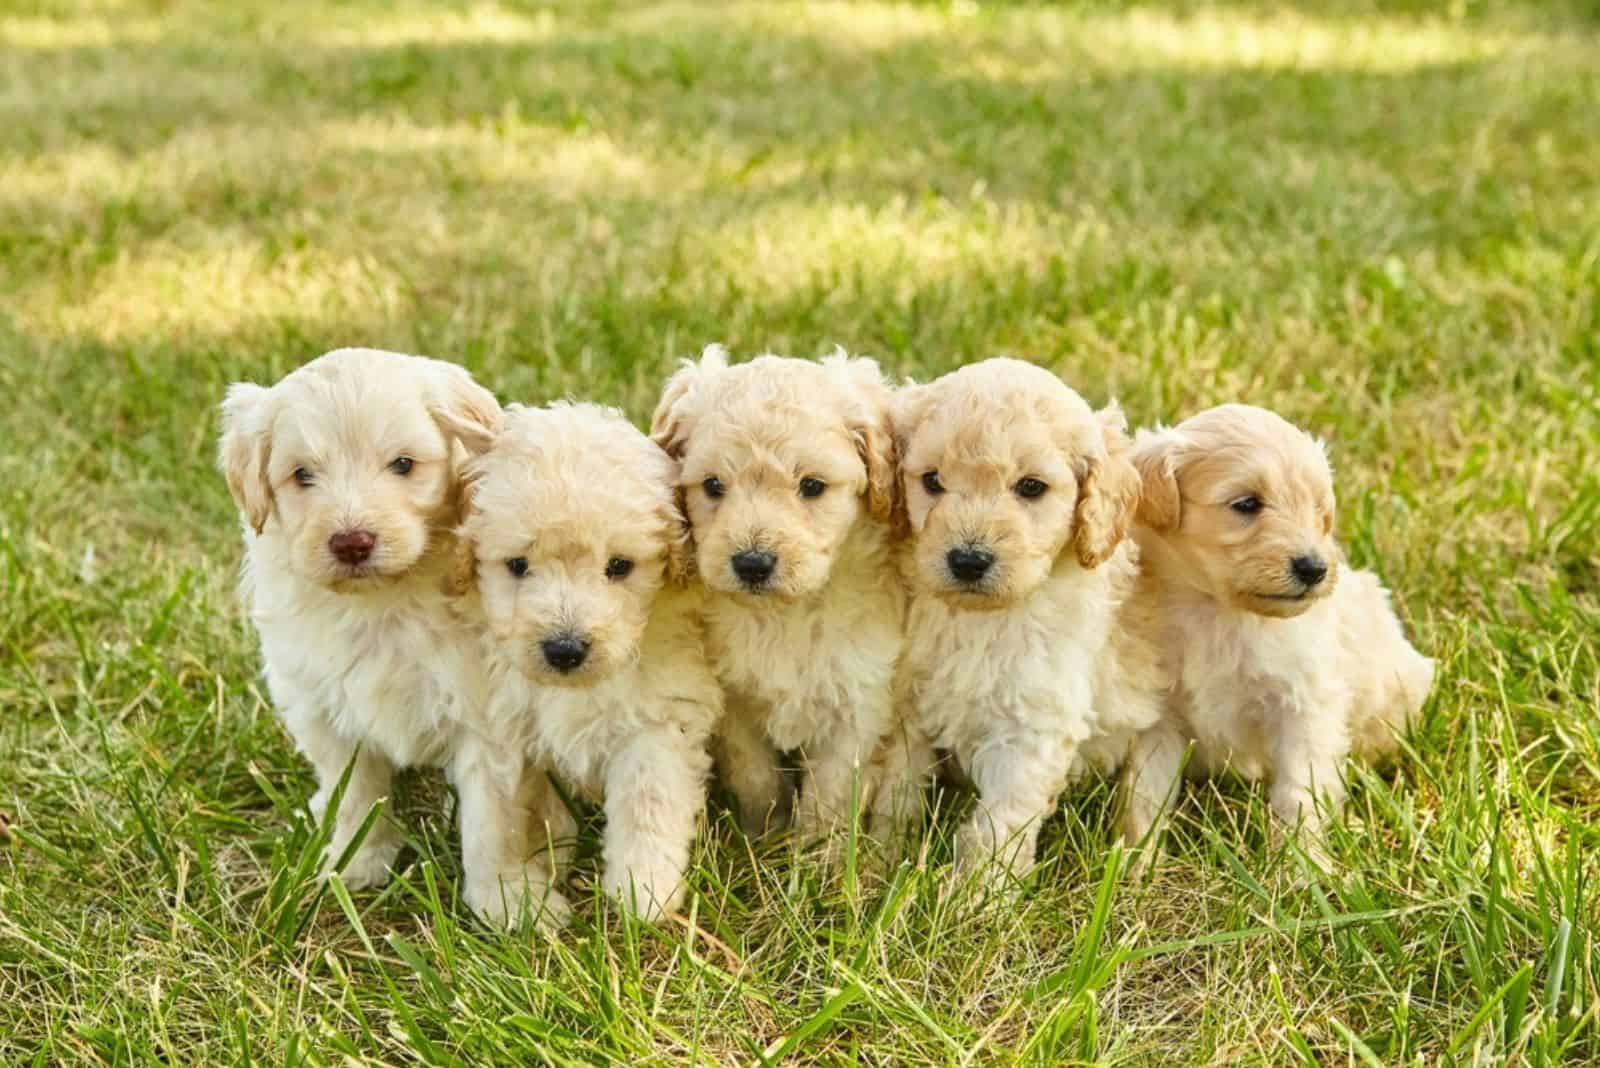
(329, 529), (376, 566)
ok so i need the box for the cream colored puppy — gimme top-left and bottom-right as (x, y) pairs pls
(1120, 404), (1434, 859)
(651, 345), (902, 839)
(218, 347), (500, 894)
(450, 402), (721, 922)
(880, 358), (1163, 880)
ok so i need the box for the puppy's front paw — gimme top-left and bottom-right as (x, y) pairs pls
(603, 868), (684, 924)
(1124, 841), (1159, 882)
(325, 838), (401, 891)
(1268, 817), (1335, 873)
(739, 790), (793, 838)
(466, 864), (571, 932)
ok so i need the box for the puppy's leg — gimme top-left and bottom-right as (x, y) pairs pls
(715, 701), (789, 836)
(956, 733), (1072, 887)
(1120, 719), (1187, 873)
(866, 723), (938, 862)
(294, 712), (403, 890)
(1268, 692), (1349, 866)
(453, 739), (570, 931)
(528, 764), (578, 882)
(602, 727), (712, 922)
(794, 703), (888, 838)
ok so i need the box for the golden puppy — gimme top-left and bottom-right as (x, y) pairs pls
(450, 402), (720, 924)
(878, 358), (1165, 881)
(1119, 404), (1434, 860)
(650, 345), (902, 839)
(217, 347), (500, 892)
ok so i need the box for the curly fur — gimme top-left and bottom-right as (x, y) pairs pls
(1119, 404), (1435, 860)
(217, 347), (501, 893)
(451, 402), (721, 923)
(651, 345), (904, 838)
(875, 358), (1165, 881)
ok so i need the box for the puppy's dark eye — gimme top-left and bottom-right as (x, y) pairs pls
(293, 467), (314, 487)
(1231, 496), (1263, 516)
(702, 476), (725, 499)
(389, 456), (414, 476)
(799, 477), (826, 499)
(922, 471), (945, 495)
(605, 557), (633, 580)
(1015, 478), (1048, 499)
(506, 557), (529, 578)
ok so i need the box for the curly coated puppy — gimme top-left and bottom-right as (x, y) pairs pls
(1119, 404), (1434, 861)
(650, 345), (903, 840)
(217, 347), (500, 893)
(450, 402), (721, 924)
(877, 358), (1165, 881)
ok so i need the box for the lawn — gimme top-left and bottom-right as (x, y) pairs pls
(2, 0), (1598, 1063)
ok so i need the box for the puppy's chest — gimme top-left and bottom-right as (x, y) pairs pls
(1171, 612), (1321, 778)
(902, 594), (1101, 754)
(522, 682), (636, 798)
(707, 593), (898, 745)
(258, 593), (472, 767)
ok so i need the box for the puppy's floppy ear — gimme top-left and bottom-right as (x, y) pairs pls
(665, 487), (696, 586)
(650, 343), (726, 459)
(447, 460), (484, 597)
(649, 443), (696, 587)
(1129, 427), (1184, 533)
(822, 348), (897, 525)
(886, 381), (932, 541)
(430, 362), (502, 455)
(218, 382), (275, 535)
(1071, 402), (1142, 569)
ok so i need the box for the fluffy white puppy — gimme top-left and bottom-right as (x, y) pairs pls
(449, 402), (721, 923)
(650, 345), (903, 840)
(1120, 404), (1435, 859)
(218, 347), (500, 893)
(879, 358), (1164, 881)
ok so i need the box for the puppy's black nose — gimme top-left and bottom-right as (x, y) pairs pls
(1290, 554), (1328, 587)
(328, 529), (376, 566)
(541, 635), (591, 672)
(731, 550), (776, 586)
(947, 546), (995, 583)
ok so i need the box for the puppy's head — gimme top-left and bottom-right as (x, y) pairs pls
(1131, 403), (1338, 618)
(217, 348), (500, 590)
(650, 345), (894, 601)
(892, 358), (1139, 608)
(455, 403), (689, 687)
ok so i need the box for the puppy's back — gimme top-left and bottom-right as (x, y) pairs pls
(1338, 567), (1434, 764)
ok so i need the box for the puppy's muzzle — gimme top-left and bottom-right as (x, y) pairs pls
(946, 545), (995, 585)
(540, 633), (592, 673)
(328, 528), (376, 567)
(731, 549), (777, 589)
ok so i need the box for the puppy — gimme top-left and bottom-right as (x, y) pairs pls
(879, 358), (1164, 881)
(1119, 404), (1434, 859)
(650, 345), (903, 839)
(218, 347), (500, 894)
(450, 402), (720, 923)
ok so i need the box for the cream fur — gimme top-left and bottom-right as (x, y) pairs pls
(452, 402), (721, 923)
(1119, 404), (1435, 861)
(878, 358), (1164, 881)
(651, 345), (904, 838)
(217, 348), (501, 894)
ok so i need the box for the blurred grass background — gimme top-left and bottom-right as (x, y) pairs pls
(1, 1), (1597, 1063)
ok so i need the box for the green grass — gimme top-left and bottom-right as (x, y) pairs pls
(2, 0), (1598, 1062)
